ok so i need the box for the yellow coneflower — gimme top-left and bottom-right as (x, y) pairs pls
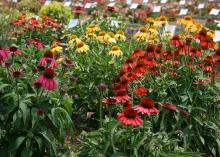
(134, 27), (148, 41)
(155, 16), (168, 27)
(108, 46), (123, 56)
(68, 34), (79, 44)
(146, 17), (154, 24)
(184, 15), (193, 22)
(60, 34), (71, 39)
(149, 28), (158, 36)
(107, 32), (117, 43)
(96, 31), (109, 42)
(178, 15), (194, 26)
(86, 23), (101, 34)
(207, 30), (215, 39)
(185, 23), (198, 33)
(51, 44), (62, 53)
(114, 30), (126, 41)
(163, 30), (172, 40)
(76, 40), (89, 53)
(108, 60), (115, 64)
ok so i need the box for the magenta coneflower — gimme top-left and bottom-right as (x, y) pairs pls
(37, 68), (57, 90)
(117, 107), (142, 126)
(134, 98), (159, 115)
(158, 102), (176, 111)
(0, 50), (9, 64)
(38, 51), (57, 68)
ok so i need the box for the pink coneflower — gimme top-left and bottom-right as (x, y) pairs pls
(117, 107), (142, 126)
(34, 81), (42, 89)
(193, 79), (208, 85)
(134, 98), (159, 115)
(72, 6), (85, 14)
(0, 50), (9, 64)
(97, 83), (108, 91)
(180, 109), (190, 118)
(7, 46), (22, 55)
(38, 51), (57, 68)
(158, 102), (176, 111)
(37, 108), (44, 116)
(37, 68), (57, 90)
(11, 68), (23, 78)
(26, 39), (44, 48)
(62, 57), (75, 68)
(101, 97), (120, 105)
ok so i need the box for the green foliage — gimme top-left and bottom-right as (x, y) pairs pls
(39, 2), (72, 24)
(17, 0), (42, 14)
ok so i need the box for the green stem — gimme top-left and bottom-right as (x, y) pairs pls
(160, 109), (166, 131)
(15, 79), (19, 106)
(99, 102), (102, 127)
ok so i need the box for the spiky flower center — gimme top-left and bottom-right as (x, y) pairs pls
(43, 68), (56, 78)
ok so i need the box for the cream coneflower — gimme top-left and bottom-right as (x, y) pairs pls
(108, 45), (123, 56)
(114, 30), (126, 41)
(76, 40), (89, 53)
(134, 27), (148, 42)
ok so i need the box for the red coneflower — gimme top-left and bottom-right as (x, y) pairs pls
(134, 98), (159, 115)
(189, 46), (202, 57)
(212, 48), (220, 58)
(114, 89), (130, 103)
(145, 44), (155, 56)
(105, 6), (116, 12)
(158, 102), (176, 111)
(38, 51), (57, 68)
(134, 84), (148, 95)
(169, 34), (183, 46)
(123, 101), (132, 109)
(200, 38), (214, 49)
(213, 48), (220, 59)
(134, 60), (147, 75)
(195, 29), (208, 41)
(123, 56), (135, 68)
(117, 107), (142, 126)
(131, 48), (145, 58)
(37, 68), (57, 90)
(201, 56), (214, 72)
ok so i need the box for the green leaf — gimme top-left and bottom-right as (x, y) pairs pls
(111, 152), (126, 157)
(9, 136), (26, 157)
(62, 95), (73, 114)
(38, 132), (57, 157)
